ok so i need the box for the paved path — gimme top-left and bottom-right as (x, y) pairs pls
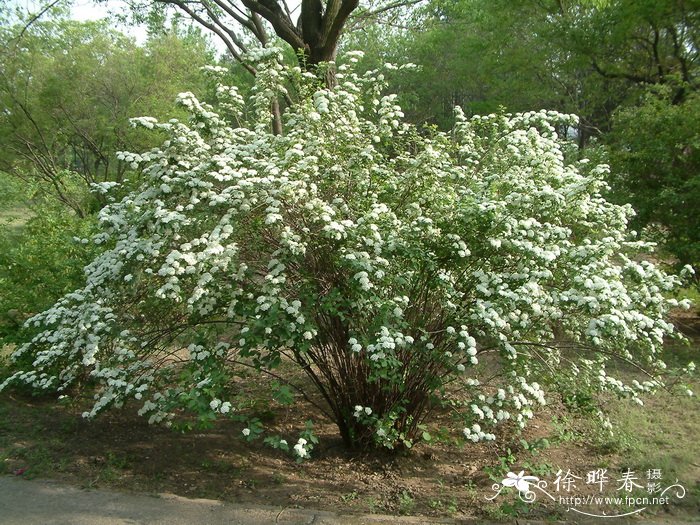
(0, 477), (464, 525)
(0, 476), (696, 524)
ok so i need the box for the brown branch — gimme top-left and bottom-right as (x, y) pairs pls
(251, 11), (269, 44)
(668, 25), (691, 85)
(349, 0), (422, 25)
(158, 0), (257, 75)
(320, 0), (359, 60)
(240, 0), (304, 51)
(209, 0), (259, 36)
(12, 0), (64, 45)
(301, 0), (324, 48)
(591, 59), (651, 84)
(200, 0), (251, 52)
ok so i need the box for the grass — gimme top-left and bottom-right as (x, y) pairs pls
(0, 400), (73, 479)
(540, 366), (700, 518)
(604, 390), (699, 491)
(396, 490), (416, 515)
(0, 171), (33, 233)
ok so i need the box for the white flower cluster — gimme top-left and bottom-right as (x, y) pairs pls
(353, 405), (373, 418)
(462, 424), (495, 442)
(0, 48), (691, 450)
(293, 438), (309, 458)
(210, 398), (232, 414)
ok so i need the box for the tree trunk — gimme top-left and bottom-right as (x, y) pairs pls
(271, 99), (283, 135)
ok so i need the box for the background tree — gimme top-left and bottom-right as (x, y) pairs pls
(608, 84), (700, 276)
(0, 11), (225, 338)
(351, 0), (697, 131)
(346, 0), (700, 278)
(353, 0), (625, 135)
(0, 16), (215, 216)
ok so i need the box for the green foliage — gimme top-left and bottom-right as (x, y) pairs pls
(397, 490), (416, 514)
(518, 437), (550, 455)
(608, 85), (700, 275)
(0, 206), (97, 343)
(355, 0), (698, 142)
(483, 448), (517, 480)
(351, 0), (629, 136)
(262, 435), (291, 452)
(548, 415), (579, 444)
(0, 15), (217, 216)
(271, 381), (295, 405)
(0, 50), (691, 457)
(0, 171), (26, 209)
(521, 460), (554, 477)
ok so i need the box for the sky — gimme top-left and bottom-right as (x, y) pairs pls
(6, 0), (150, 42)
(6, 0), (301, 54)
(72, 0), (149, 43)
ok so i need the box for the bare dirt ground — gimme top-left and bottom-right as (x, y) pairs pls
(1, 318), (699, 522)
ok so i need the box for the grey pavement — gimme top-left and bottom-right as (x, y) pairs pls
(0, 477), (463, 525)
(0, 476), (697, 525)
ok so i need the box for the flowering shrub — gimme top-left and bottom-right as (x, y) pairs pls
(1, 49), (693, 454)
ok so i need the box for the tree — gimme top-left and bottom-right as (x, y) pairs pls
(1, 52), (692, 453)
(102, 0), (422, 134)
(0, 201), (98, 342)
(608, 84), (700, 276)
(0, 16), (215, 216)
(118, 0), (421, 73)
(354, 0), (699, 138)
(574, 0), (700, 104)
(345, 0), (625, 136)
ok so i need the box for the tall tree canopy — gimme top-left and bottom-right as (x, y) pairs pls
(114, 0), (421, 69)
(351, 0), (698, 132)
(0, 16), (215, 215)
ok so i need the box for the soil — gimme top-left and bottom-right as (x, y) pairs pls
(2, 316), (699, 521)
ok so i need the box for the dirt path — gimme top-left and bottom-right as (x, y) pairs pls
(2, 476), (697, 525)
(0, 476), (461, 524)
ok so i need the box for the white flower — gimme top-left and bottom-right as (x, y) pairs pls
(242, 428), (251, 436)
(2, 54), (685, 458)
(293, 437), (309, 458)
